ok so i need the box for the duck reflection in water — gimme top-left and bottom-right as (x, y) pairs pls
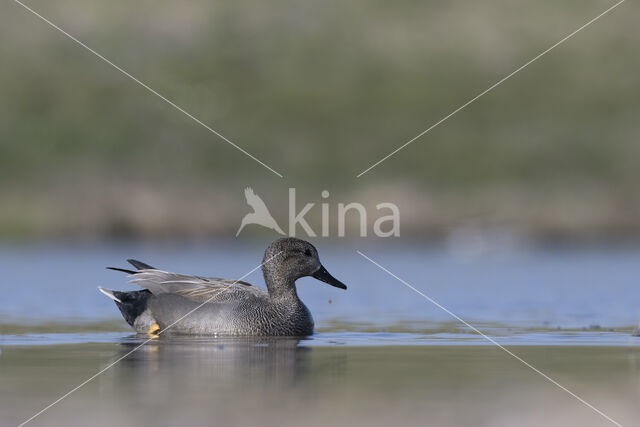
(115, 336), (319, 389)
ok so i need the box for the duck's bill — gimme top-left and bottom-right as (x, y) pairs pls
(312, 265), (347, 290)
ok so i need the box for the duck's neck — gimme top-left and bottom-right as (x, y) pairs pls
(263, 270), (300, 301)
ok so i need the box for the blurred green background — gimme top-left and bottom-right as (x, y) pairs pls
(0, 0), (638, 241)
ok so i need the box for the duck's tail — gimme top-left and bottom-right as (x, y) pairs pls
(101, 258), (158, 331)
(98, 286), (123, 303)
(98, 287), (152, 328)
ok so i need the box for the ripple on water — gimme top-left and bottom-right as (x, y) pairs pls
(1, 327), (639, 347)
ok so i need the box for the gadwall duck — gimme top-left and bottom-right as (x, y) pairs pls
(99, 238), (347, 336)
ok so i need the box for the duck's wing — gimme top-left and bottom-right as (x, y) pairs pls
(129, 269), (268, 303)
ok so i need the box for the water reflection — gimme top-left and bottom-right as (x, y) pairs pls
(2, 340), (640, 426)
(116, 336), (317, 389)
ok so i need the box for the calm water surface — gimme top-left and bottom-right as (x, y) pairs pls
(1, 242), (640, 426)
(2, 241), (640, 329)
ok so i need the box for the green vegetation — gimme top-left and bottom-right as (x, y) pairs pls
(1, 1), (638, 239)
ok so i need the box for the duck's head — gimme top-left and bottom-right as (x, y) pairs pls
(263, 237), (347, 294)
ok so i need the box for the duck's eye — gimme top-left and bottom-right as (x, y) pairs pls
(304, 249), (313, 257)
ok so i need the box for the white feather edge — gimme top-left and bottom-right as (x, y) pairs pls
(98, 286), (122, 303)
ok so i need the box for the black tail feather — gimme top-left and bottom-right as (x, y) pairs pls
(111, 290), (152, 327)
(107, 266), (138, 275)
(127, 259), (156, 270)
(104, 259), (157, 329)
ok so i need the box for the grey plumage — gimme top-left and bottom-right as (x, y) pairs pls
(99, 238), (347, 336)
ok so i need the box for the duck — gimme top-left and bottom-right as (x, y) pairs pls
(98, 237), (347, 336)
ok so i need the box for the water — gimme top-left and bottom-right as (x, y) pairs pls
(3, 338), (640, 426)
(1, 242), (640, 426)
(2, 241), (640, 329)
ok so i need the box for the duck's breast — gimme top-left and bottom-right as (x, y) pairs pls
(256, 300), (314, 336)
